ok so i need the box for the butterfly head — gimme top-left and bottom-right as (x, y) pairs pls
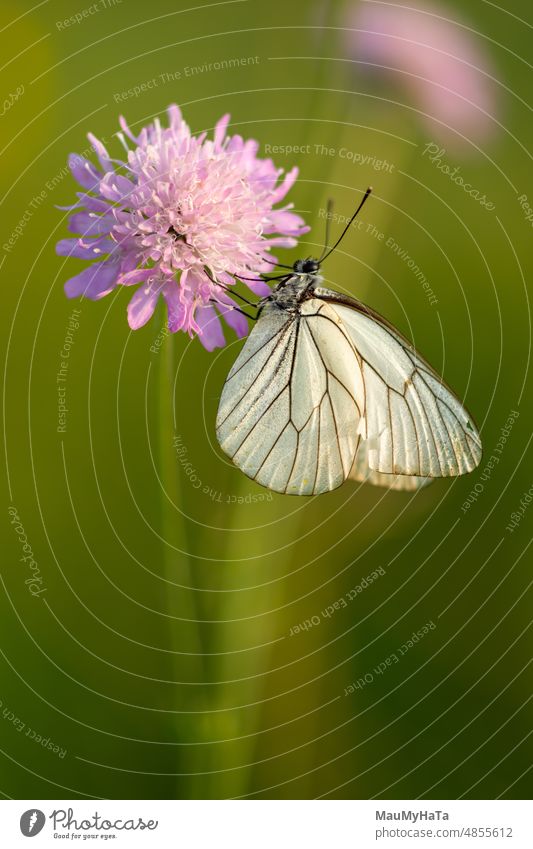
(293, 257), (320, 275)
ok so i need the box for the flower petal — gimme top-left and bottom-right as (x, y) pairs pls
(68, 211), (114, 237)
(265, 236), (298, 249)
(244, 278), (271, 297)
(117, 268), (154, 286)
(68, 154), (102, 191)
(99, 172), (136, 203)
(64, 258), (119, 300)
(127, 285), (161, 329)
(214, 113), (230, 149)
(265, 209), (309, 236)
(270, 166), (299, 203)
(119, 114), (139, 144)
(162, 282), (186, 332)
(75, 193), (111, 213)
(195, 305), (225, 351)
(87, 133), (114, 172)
(118, 251), (140, 274)
(56, 236), (112, 259)
(167, 103), (183, 129)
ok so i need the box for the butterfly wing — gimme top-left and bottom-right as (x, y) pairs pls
(216, 298), (363, 495)
(315, 289), (483, 479)
(349, 438), (432, 491)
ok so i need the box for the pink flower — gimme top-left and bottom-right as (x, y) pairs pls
(57, 106), (308, 350)
(343, 0), (496, 143)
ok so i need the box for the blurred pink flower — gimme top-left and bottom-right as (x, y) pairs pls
(343, 0), (496, 143)
(57, 105), (308, 350)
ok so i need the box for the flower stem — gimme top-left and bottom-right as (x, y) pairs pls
(157, 315), (209, 797)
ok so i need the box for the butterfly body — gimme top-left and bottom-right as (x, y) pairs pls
(258, 270), (321, 315)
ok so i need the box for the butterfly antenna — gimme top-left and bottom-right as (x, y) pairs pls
(318, 198), (334, 262)
(319, 187), (372, 264)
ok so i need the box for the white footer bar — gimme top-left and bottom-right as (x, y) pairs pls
(1, 799), (531, 848)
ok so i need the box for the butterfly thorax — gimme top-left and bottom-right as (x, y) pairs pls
(261, 271), (323, 315)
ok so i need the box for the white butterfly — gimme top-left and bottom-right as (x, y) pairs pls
(215, 190), (482, 496)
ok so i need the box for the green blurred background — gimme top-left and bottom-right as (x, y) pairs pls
(1, 0), (531, 800)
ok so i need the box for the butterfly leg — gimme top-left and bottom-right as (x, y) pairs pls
(208, 299), (257, 321)
(203, 266), (260, 308)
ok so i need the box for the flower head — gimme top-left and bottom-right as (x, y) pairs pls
(57, 106), (308, 349)
(343, 0), (496, 144)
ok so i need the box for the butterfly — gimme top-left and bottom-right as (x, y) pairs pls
(214, 189), (482, 496)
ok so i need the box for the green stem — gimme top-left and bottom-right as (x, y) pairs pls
(158, 318), (208, 797)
